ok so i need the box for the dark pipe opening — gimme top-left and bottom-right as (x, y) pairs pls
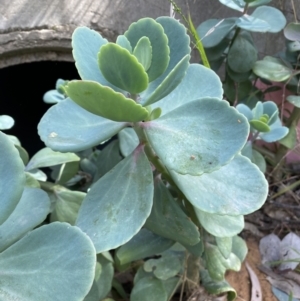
(0, 61), (80, 157)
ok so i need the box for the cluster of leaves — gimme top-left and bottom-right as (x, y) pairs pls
(0, 10), (272, 301)
(196, 0), (297, 172)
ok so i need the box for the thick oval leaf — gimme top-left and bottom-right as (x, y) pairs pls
(66, 81), (149, 122)
(228, 34), (257, 73)
(250, 119), (270, 132)
(0, 131), (25, 224)
(0, 187), (50, 252)
(118, 127), (139, 157)
(197, 18), (237, 48)
(252, 149), (266, 173)
(170, 155), (268, 215)
(93, 140), (123, 182)
(116, 35), (132, 52)
(253, 60), (292, 81)
(236, 15), (270, 32)
(284, 23), (300, 41)
(84, 255), (114, 301)
(232, 236), (248, 262)
(218, 0), (244, 11)
(142, 54), (190, 106)
(76, 147), (153, 253)
(133, 37), (152, 71)
(38, 98), (126, 152)
(251, 6), (286, 33)
(72, 27), (122, 92)
(116, 229), (174, 265)
(144, 254), (182, 280)
(15, 144), (29, 166)
(216, 237), (233, 259)
(140, 17), (190, 105)
(25, 147), (79, 171)
(98, 43), (148, 94)
(0, 222), (96, 301)
(131, 277), (167, 301)
(201, 270), (237, 301)
(0, 115), (14, 130)
(52, 186), (86, 225)
(287, 95), (300, 108)
(125, 18), (169, 82)
(259, 126), (289, 142)
(153, 64), (223, 115)
(145, 98), (249, 176)
(227, 63), (252, 82)
(206, 243), (241, 281)
(43, 90), (65, 104)
(194, 209), (244, 237)
(145, 178), (200, 246)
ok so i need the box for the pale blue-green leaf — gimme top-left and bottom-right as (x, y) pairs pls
(72, 27), (123, 92)
(134, 266), (154, 285)
(15, 144), (29, 166)
(259, 126), (289, 142)
(0, 115), (14, 130)
(287, 95), (300, 108)
(262, 100), (278, 125)
(228, 34), (257, 73)
(142, 54), (190, 106)
(288, 41), (300, 52)
(84, 255), (114, 301)
(125, 18), (170, 82)
(25, 172), (40, 188)
(200, 270), (237, 301)
(205, 39), (229, 61)
(116, 228), (174, 265)
(163, 277), (182, 300)
(0, 187), (50, 252)
(93, 140), (123, 182)
(241, 141), (253, 159)
(252, 149), (266, 173)
(0, 131), (25, 224)
(145, 178), (200, 246)
(43, 90), (65, 104)
(252, 101), (264, 120)
(38, 98), (127, 152)
(131, 277), (168, 301)
(25, 147), (79, 171)
(253, 60), (292, 82)
(170, 154), (268, 215)
(116, 35), (132, 52)
(76, 147), (153, 253)
(236, 104), (253, 121)
(145, 99), (249, 175)
(195, 208), (244, 237)
(118, 128), (139, 157)
(280, 124), (297, 149)
(206, 243), (241, 281)
(216, 237), (233, 259)
(218, 0), (244, 11)
(0, 222), (96, 301)
(133, 37), (152, 71)
(284, 23), (300, 41)
(152, 64), (223, 115)
(7, 135), (21, 146)
(185, 241), (204, 257)
(251, 6), (287, 33)
(52, 186), (86, 225)
(219, 0), (272, 10)
(26, 168), (47, 181)
(197, 18), (237, 48)
(140, 17), (190, 105)
(232, 236), (248, 262)
(236, 15), (270, 32)
(144, 254), (182, 280)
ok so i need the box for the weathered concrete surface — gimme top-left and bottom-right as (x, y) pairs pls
(0, 0), (298, 68)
